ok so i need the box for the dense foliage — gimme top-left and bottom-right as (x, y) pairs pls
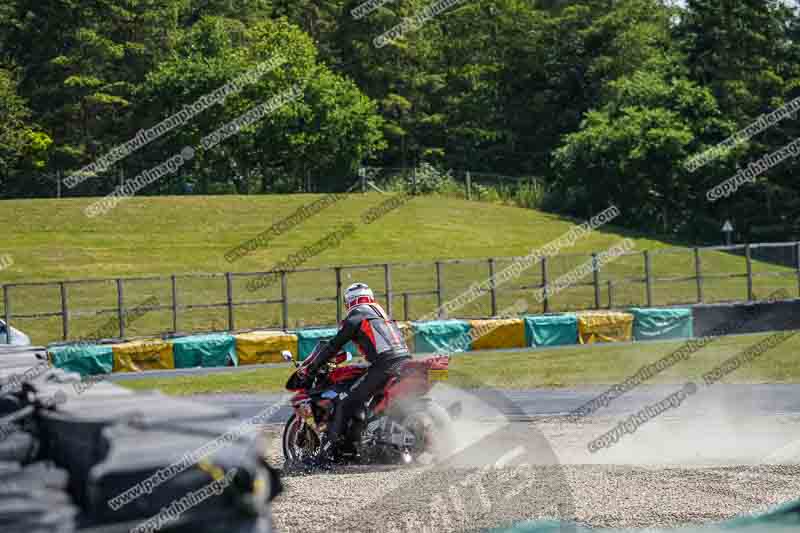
(1, 0), (799, 241)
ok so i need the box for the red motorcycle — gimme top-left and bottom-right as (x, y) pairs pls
(281, 341), (457, 466)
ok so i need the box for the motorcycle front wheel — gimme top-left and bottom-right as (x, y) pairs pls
(282, 413), (320, 464)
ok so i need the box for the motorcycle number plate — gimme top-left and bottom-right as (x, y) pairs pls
(428, 369), (448, 382)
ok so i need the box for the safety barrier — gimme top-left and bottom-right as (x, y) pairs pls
(234, 331), (298, 365)
(171, 333), (236, 368)
(524, 314), (579, 348)
(112, 339), (175, 373)
(577, 311), (634, 344)
(692, 299), (800, 337)
(48, 344), (113, 376)
(397, 321), (416, 354)
(630, 307), (693, 341)
(294, 328), (359, 361)
(412, 320), (471, 354)
(469, 318), (526, 351)
(45, 299), (796, 376)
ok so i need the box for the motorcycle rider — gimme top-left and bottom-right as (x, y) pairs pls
(305, 282), (411, 466)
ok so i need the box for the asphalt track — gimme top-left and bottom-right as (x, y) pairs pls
(190, 384), (800, 423)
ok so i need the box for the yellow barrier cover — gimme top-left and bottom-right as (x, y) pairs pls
(577, 311), (634, 344)
(235, 331), (299, 365)
(397, 321), (415, 354)
(112, 339), (175, 373)
(469, 319), (526, 351)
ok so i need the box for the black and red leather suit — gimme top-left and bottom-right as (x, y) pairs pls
(309, 301), (410, 444)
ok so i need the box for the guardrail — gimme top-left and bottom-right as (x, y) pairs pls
(4, 241), (800, 344)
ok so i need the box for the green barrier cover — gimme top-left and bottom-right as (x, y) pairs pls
(719, 497), (800, 530)
(496, 521), (794, 532)
(49, 343), (113, 376)
(412, 320), (471, 354)
(497, 496), (800, 531)
(630, 307), (693, 341)
(524, 314), (578, 347)
(294, 328), (358, 361)
(170, 333), (236, 368)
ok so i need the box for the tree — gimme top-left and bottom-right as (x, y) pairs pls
(0, 0), (191, 195)
(679, 0), (791, 122)
(553, 70), (733, 237)
(678, 0), (800, 236)
(140, 17), (384, 193)
(0, 68), (52, 197)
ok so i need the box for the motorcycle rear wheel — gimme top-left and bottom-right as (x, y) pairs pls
(399, 402), (456, 463)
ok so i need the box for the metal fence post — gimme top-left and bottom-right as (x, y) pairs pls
(280, 271), (289, 331)
(116, 279), (125, 338)
(435, 262), (444, 318)
(16, 241), (799, 343)
(335, 267), (343, 322)
(225, 272), (235, 331)
(644, 251), (653, 307)
(488, 258), (498, 316)
(541, 257), (549, 313)
(694, 247), (704, 303)
(592, 253), (601, 309)
(384, 263), (393, 316)
(60, 282), (69, 341)
(3, 285), (10, 344)
(745, 244), (754, 301)
(171, 275), (178, 333)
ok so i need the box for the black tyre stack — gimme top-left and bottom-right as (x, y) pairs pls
(0, 345), (281, 533)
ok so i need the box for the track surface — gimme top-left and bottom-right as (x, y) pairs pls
(190, 385), (800, 532)
(192, 383), (800, 421)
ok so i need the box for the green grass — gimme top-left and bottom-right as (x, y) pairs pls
(1, 194), (797, 344)
(120, 367), (295, 395)
(119, 331), (800, 395)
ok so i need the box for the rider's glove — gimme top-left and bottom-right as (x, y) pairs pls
(301, 360), (325, 382)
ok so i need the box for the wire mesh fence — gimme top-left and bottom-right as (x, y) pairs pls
(4, 242), (800, 345)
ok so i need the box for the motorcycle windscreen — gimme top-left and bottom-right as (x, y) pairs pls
(286, 340), (326, 389)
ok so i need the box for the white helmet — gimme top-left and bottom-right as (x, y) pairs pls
(344, 282), (374, 310)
